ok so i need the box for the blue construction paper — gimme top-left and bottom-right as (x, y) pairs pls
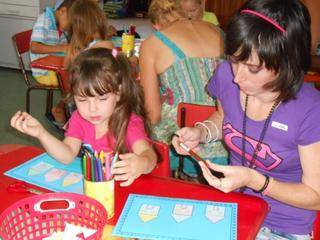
(5, 153), (83, 194)
(113, 194), (237, 240)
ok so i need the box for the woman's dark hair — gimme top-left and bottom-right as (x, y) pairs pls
(68, 48), (150, 153)
(226, 0), (311, 102)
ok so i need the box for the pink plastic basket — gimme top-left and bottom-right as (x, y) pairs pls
(0, 193), (108, 240)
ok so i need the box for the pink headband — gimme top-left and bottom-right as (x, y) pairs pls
(241, 9), (286, 34)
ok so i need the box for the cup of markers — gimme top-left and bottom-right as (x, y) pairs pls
(121, 24), (136, 57)
(82, 147), (118, 220)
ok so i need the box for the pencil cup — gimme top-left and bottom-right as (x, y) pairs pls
(84, 179), (115, 219)
(122, 33), (135, 57)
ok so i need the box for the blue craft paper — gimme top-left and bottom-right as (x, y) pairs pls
(5, 153), (83, 194)
(113, 194), (237, 240)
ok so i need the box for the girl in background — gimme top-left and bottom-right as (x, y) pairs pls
(11, 48), (157, 187)
(64, 0), (114, 68)
(53, 0), (114, 123)
(180, 0), (219, 26)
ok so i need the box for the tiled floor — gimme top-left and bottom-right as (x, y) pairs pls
(0, 67), (63, 147)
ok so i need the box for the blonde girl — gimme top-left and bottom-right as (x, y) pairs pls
(180, 0), (219, 26)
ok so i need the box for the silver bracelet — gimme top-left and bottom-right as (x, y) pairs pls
(194, 121), (212, 143)
(203, 120), (219, 142)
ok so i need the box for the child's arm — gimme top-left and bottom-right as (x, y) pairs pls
(30, 41), (68, 54)
(111, 140), (157, 186)
(10, 111), (81, 164)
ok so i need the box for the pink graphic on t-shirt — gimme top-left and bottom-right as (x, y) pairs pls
(223, 123), (282, 170)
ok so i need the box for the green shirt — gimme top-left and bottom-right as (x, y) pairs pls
(202, 11), (219, 26)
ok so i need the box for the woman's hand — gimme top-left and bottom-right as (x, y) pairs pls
(111, 153), (144, 187)
(172, 126), (202, 155)
(199, 160), (252, 193)
(10, 111), (45, 139)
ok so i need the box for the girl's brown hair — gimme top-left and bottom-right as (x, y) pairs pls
(68, 0), (109, 59)
(68, 48), (150, 153)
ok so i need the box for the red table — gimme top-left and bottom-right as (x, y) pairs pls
(31, 55), (70, 93)
(0, 145), (268, 240)
(31, 55), (65, 71)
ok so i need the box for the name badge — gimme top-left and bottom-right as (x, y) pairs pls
(271, 121), (288, 131)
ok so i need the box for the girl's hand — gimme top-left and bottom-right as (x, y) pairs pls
(172, 127), (202, 155)
(199, 161), (252, 193)
(111, 153), (143, 187)
(10, 111), (45, 139)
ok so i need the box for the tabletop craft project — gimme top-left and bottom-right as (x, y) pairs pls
(113, 194), (237, 240)
(5, 153), (83, 194)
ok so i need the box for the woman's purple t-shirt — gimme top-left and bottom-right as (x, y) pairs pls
(207, 61), (320, 234)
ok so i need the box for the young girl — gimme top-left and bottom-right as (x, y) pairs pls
(11, 48), (157, 187)
(180, 0), (219, 26)
(64, 0), (114, 68)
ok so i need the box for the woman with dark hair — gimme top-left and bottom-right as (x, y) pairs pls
(172, 0), (320, 238)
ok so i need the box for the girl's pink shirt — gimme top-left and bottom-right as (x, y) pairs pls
(65, 110), (149, 152)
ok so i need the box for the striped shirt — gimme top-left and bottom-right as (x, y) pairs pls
(30, 7), (68, 77)
(152, 31), (227, 160)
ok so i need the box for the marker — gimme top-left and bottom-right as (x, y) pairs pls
(110, 152), (119, 170)
(110, 152), (119, 178)
(86, 153), (91, 181)
(99, 150), (105, 164)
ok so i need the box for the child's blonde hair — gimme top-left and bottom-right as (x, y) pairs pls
(181, 0), (201, 5)
(68, 0), (109, 58)
(148, 0), (183, 27)
(68, 48), (150, 153)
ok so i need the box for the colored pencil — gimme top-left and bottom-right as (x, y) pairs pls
(105, 157), (110, 181)
(99, 150), (105, 164)
(90, 155), (95, 182)
(97, 158), (104, 181)
(94, 157), (99, 181)
(110, 152), (119, 172)
(82, 155), (87, 180)
(86, 153), (91, 181)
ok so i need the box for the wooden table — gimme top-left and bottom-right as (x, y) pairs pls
(0, 145), (269, 240)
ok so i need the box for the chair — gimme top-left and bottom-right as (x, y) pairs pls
(12, 29), (60, 114)
(149, 141), (171, 178)
(175, 102), (217, 179)
(304, 72), (320, 91)
(313, 211), (320, 240)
